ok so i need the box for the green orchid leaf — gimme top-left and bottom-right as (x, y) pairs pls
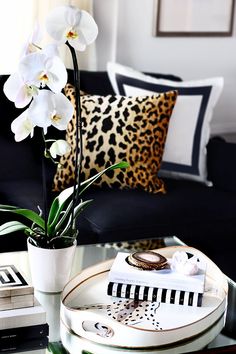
(79, 161), (129, 195)
(0, 221), (29, 236)
(56, 199), (93, 236)
(0, 206), (45, 230)
(47, 161), (128, 236)
(47, 200), (72, 236)
(0, 204), (21, 210)
(47, 186), (74, 228)
(73, 199), (93, 220)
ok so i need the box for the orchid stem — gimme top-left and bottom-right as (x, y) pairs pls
(66, 42), (82, 237)
(41, 129), (48, 238)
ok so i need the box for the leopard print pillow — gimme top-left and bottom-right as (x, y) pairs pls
(53, 84), (177, 193)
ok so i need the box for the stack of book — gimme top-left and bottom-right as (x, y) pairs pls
(0, 265), (34, 311)
(107, 252), (207, 307)
(0, 265), (48, 353)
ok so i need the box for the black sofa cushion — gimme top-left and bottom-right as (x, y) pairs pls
(207, 136), (236, 192)
(81, 179), (236, 244)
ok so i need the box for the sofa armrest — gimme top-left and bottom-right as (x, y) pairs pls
(207, 136), (236, 192)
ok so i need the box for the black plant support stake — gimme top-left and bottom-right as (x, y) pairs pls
(66, 42), (82, 236)
(41, 130), (48, 241)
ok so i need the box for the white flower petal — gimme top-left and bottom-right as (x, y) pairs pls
(29, 91), (73, 132)
(49, 139), (71, 158)
(4, 73), (23, 102)
(29, 90), (54, 130)
(76, 10), (98, 46)
(42, 43), (60, 58)
(20, 22), (43, 58)
(45, 56), (67, 93)
(11, 110), (34, 142)
(46, 6), (70, 42)
(31, 22), (43, 45)
(19, 52), (45, 87)
(46, 5), (98, 51)
(15, 86), (33, 108)
(68, 30), (86, 51)
(51, 93), (74, 130)
(3, 72), (34, 108)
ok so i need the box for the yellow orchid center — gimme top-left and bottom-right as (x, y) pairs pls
(52, 112), (62, 123)
(66, 29), (78, 40)
(26, 85), (37, 97)
(23, 118), (33, 131)
(28, 43), (37, 53)
(39, 72), (49, 84)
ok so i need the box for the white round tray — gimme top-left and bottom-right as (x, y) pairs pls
(60, 314), (225, 354)
(61, 246), (228, 349)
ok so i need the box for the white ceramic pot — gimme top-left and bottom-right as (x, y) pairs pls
(27, 238), (77, 293)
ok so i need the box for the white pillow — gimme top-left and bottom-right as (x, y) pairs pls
(107, 62), (224, 184)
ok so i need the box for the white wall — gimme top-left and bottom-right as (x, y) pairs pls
(94, 0), (236, 135)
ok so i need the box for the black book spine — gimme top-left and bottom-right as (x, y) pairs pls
(0, 336), (48, 352)
(107, 282), (203, 307)
(0, 323), (49, 342)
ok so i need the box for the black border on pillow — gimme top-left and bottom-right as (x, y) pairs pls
(116, 74), (212, 176)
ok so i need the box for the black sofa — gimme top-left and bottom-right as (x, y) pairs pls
(0, 70), (236, 281)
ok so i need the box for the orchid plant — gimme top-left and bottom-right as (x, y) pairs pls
(0, 5), (128, 249)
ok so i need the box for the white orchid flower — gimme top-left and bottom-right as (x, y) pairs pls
(11, 110), (35, 142)
(28, 90), (73, 133)
(19, 52), (67, 93)
(21, 21), (60, 60)
(170, 251), (199, 276)
(20, 22), (43, 58)
(3, 72), (38, 108)
(46, 5), (98, 51)
(49, 139), (71, 159)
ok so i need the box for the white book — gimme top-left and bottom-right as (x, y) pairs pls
(0, 295), (34, 311)
(107, 282), (203, 307)
(0, 298), (46, 330)
(108, 252), (206, 293)
(0, 294), (33, 305)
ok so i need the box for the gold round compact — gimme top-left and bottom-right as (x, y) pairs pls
(127, 251), (168, 270)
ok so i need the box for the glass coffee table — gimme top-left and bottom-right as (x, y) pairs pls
(0, 236), (235, 353)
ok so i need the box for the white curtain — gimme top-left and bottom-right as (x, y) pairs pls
(0, 1), (36, 74)
(0, 0), (96, 74)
